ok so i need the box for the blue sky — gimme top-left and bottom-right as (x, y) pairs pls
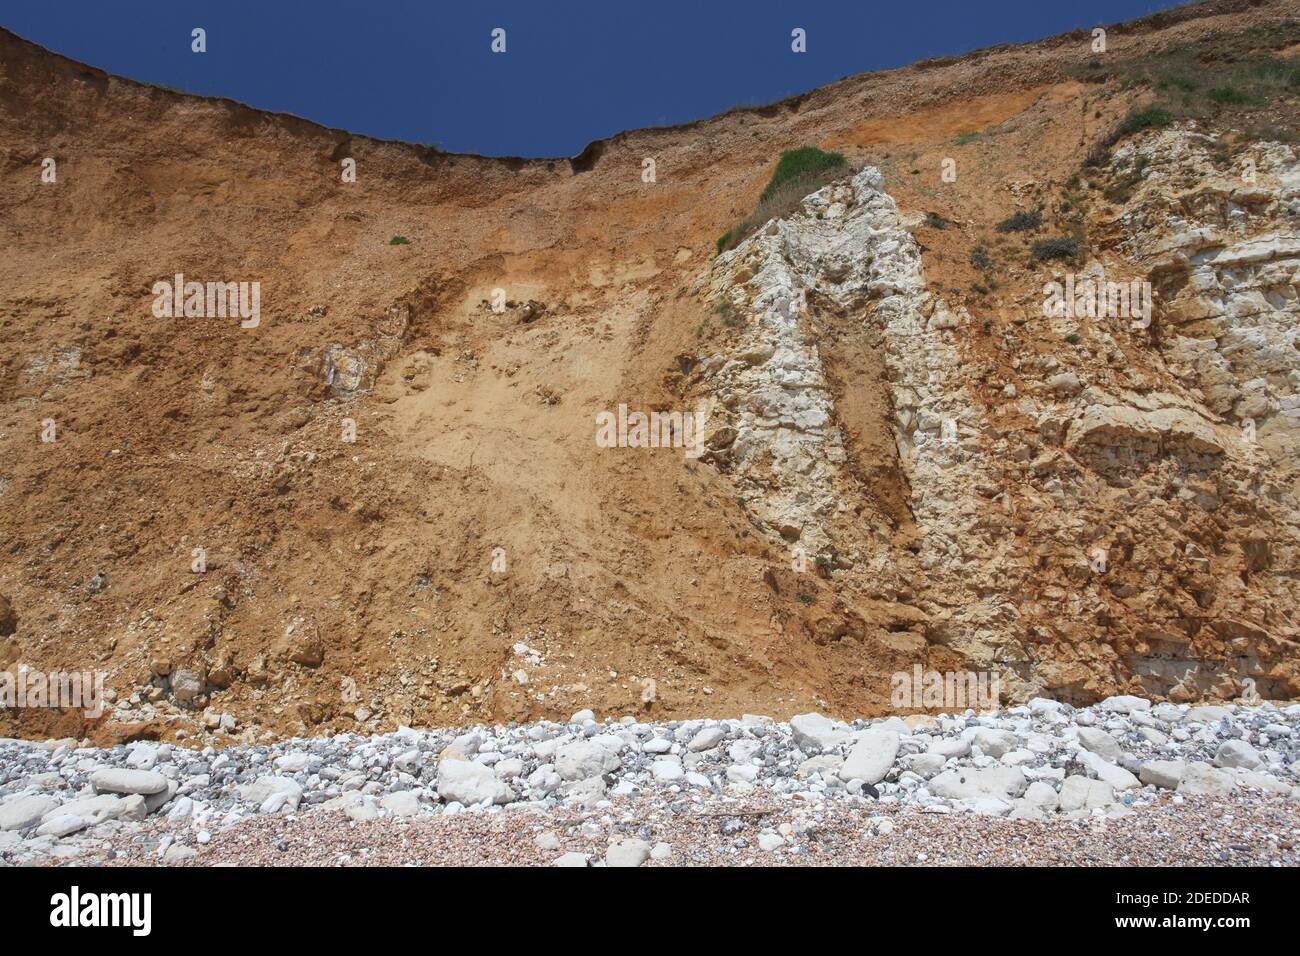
(2, 0), (1188, 157)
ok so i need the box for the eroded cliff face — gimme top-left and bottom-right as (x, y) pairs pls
(693, 130), (1300, 708)
(1, 1), (1298, 745)
(1101, 130), (1300, 699)
(991, 128), (1300, 706)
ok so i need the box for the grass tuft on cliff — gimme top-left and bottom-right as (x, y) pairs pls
(759, 146), (848, 201)
(716, 147), (850, 254)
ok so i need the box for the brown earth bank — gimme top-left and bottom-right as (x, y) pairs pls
(1, 0), (1299, 746)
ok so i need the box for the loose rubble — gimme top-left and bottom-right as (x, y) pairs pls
(2, 696), (1299, 865)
